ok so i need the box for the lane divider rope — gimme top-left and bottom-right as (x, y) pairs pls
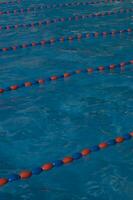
(0, 0), (21, 5)
(0, 28), (132, 54)
(0, 8), (132, 32)
(0, 132), (132, 187)
(0, 59), (132, 95)
(0, 0), (124, 17)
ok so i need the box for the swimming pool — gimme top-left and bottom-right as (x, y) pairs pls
(0, 0), (133, 199)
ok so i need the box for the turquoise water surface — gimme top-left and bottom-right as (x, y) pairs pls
(0, 0), (133, 199)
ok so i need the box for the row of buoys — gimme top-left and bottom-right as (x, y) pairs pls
(0, 0), (21, 5)
(0, 28), (132, 53)
(0, 132), (132, 187)
(0, 59), (132, 95)
(0, 0), (124, 17)
(0, 8), (132, 32)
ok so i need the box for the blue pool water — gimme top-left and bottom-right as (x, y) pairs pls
(0, 0), (133, 199)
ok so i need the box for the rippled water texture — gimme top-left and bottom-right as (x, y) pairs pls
(0, 0), (133, 199)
